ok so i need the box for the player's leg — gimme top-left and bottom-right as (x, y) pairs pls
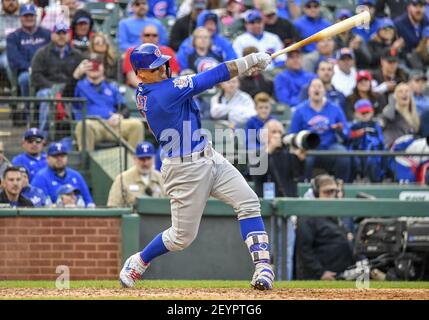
(120, 157), (214, 287)
(209, 150), (274, 290)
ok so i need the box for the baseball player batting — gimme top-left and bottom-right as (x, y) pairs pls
(119, 43), (274, 290)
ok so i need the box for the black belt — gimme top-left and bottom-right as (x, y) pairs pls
(180, 150), (205, 162)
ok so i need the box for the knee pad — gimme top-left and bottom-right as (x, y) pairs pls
(162, 227), (197, 252)
(245, 231), (271, 264)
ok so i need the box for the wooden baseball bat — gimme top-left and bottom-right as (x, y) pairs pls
(271, 11), (371, 59)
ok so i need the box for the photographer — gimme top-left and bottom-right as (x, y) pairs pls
(295, 174), (354, 280)
(251, 119), (307, 198)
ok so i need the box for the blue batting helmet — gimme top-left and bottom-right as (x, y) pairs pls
(130, 43), (171, 72)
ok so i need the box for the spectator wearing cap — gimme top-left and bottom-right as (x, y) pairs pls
(147, 0), (177, 20)
(406, 25), (429, 70)
(376, 0), (409, 20)
(271, 0), (301, 21)
(394, 0), (429, 53)
(372, 47), (409, 103)
(69, 9), (94, 54)
(73, 58), (144, 151)
(351, 0), (384, 42)
(408, 70), (429, 116)
(18, 166), (48, 207)
(176, 10), (237, 63)
(0, 141), (9, 180)
(344, 70), (386, 121)
(293, 0), (331, 53)
(300, 60), (346, 112)
(379, 82), (420, 148)
(31, 22), (85, 134)
(6, 4), (51, 111)
(0, 166), (34, 208)
(289, 78), (351, 182)
(107, 141), (165, 207)
(274, 49), (316, 108)
(170, 0), (207, 51)
(55, 184), (84, 208)
(118, 0), (168, 53)
(349, 99), (385, 182)
(0, 0), (20, 85)
(11, 128), (47, 182)
(232, 9), (285, 69)
(259, 1), (300, 48)
(331, 48), (357, 97)
(239, 46), (274, 98)
(210, 76), (256, 127)
(302, 37), (335, 73)
(368, 17), (405, 69)
(32, 142), (94, 207)
(177, 27), (223, 73)
(124, 25), (180, 89)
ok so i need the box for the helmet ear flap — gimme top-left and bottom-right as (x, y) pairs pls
(165, 61), (171, 78)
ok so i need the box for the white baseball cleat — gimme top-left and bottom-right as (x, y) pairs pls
(251, 262), (275, 291)
(119, 253), (149, 288)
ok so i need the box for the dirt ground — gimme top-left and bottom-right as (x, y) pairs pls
(1, 288), (429, 300)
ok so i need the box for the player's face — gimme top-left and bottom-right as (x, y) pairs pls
(20, 13), (36, 29)
(22, 137), (44, 156)
(2, 171), (22, 197)
(48, 154), (68, 171)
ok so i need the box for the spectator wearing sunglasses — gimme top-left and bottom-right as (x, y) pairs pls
(293, 0), (331, 53)
(123, 24), (180, 89)
(0, 166), (34, 208)
(118, 0), (168, 53)
(11, 128), (47, 182)
(295, 174), (354, 280)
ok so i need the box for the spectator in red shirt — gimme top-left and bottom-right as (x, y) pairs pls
(123, 24), (180, 89)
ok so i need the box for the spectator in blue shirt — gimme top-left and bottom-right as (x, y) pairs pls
(293, 0), (331, 53)
(246, 92), (274, 150)
(352, 0), (383, 42)
(289, 78), (351, 182)
(17, 166), (48, 207)
(176, 10), (237, 65)
(394, 0), (429, 53)
(6, 4), (51, 118)
(275, 0), (301, 21)
(73, 59), (144, 151)
(32, 142), (95, 207)
(12, 128), (47, 182)
(409, 70), (429, 116)
(147, 0), (176, 19)
(274, 49), (316, 108)
(118, 0), (168, 53)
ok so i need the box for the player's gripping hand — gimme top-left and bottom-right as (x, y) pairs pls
(253, 52), (272, 71)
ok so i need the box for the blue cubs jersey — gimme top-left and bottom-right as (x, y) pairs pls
(12, 152), (47, 182)
(135, 63), (230, 157)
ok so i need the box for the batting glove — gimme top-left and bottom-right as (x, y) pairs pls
(254, 52), (272, 70)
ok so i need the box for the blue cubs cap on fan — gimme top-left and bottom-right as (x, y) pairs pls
(245, 10), (262, 23)
(20, 4), (36, 16)
(23, 127), (44, 140)
(57, 184), (79, 196)
(378, 18), (395, 31)
(135, 142), (155, 158)
(304, 0), (320, 5)
(336, 9), (352, 20)
(130, 43), (171, 72)
(53, 22), (70, 33)
(354, 99), (374, 114)
(336, 47), (355, 60)
(358, 0), (375, 5)
(48, 142), (69, 156)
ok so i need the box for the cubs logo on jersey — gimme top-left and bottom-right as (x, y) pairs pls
(153, 1), (168, 18)
(308, 115), (330, 134)
(173, 75), (194, 89)
(195, 57), (219, 73)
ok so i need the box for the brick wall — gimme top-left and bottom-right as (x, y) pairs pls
(0, 217), (122, 280)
